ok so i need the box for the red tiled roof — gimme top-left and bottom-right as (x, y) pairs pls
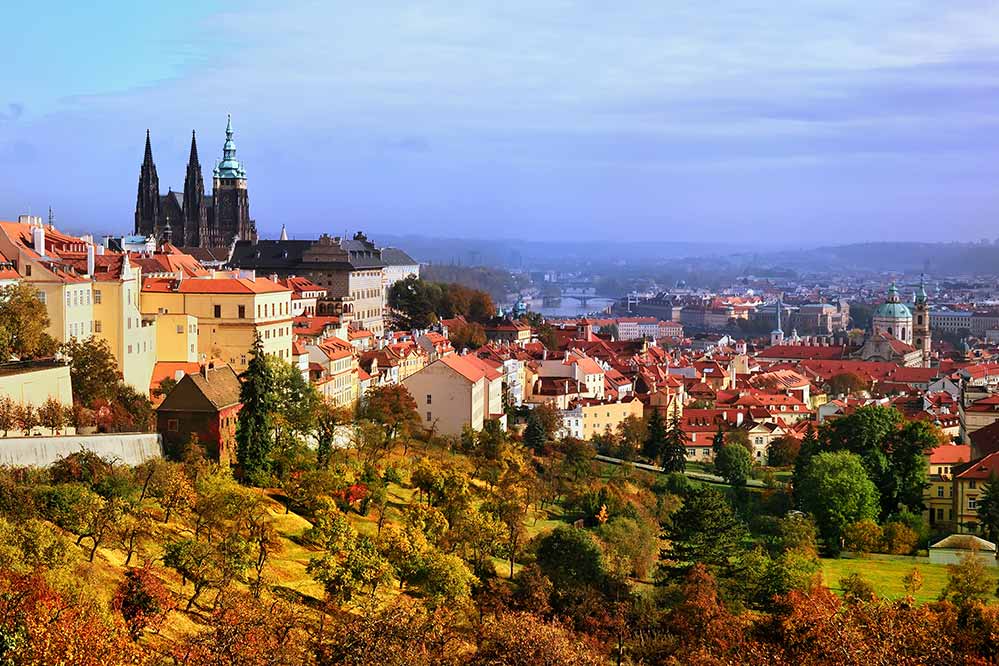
(142, 276), (290, 294)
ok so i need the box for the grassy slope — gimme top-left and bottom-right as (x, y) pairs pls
(820, 556), (999, 605)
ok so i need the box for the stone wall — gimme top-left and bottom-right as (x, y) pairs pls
(0, 433), (162, 467)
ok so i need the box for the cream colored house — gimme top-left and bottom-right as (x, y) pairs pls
(140, 274), (293, 370)
(307, 336), (359, 409)
(403, 354), (506, 437)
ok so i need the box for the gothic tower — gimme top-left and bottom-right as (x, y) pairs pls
(134, 130), (161, 238)
(182, 131), (207, 247)
(913, 274), (932, 367)
(211, 115), (255, 247)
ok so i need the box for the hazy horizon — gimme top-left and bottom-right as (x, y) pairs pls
(5, 2), (999, 243)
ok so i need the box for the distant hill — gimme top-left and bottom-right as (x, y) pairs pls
(769, 242), (999, 275)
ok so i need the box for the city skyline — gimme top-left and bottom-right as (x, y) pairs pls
(5, 2), (999, 242)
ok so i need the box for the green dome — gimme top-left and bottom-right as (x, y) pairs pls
(213, 114), (246, 180)
(874, 302), (912, 318)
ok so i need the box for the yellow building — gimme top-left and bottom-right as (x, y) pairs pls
(154, 313), (199, 363)
(951, 449), (999, 533)
(0, 218), (95, 345)
(307, 336), (359, 409)
(562, 397), (644, 441)
(140, 274), (293, 370)
(925, 444), (971, 530)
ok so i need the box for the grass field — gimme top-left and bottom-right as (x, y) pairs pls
(820, 556), (999, 604)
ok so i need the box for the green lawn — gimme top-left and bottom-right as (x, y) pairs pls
(820, 556), (999, 604)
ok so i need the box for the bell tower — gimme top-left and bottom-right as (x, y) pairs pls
(913, 274), (932, 367)
(211, 115), (255, 247)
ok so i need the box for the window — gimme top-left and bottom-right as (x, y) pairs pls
(937, 486), (944, 498)
(426, 394), (432, 405)
(257, 304), (262, 318)
(238, 305), (246, 319)
(176, 325), (183, 334)
(969, 498), (978, 510)
(94, 321), (102, 333)
(426, 411), (432, 422)
(24, 265), (30, 276)
(240, 355), (247, 366)
(936, 508), (944, 521)
(37, 292), (45, 304)
(167, 419), (179, 432)
(127, 318), (131, 329)
(127, 344), (133, 354)
(970, 480), (977, 489)
(214, 305), (222, 318)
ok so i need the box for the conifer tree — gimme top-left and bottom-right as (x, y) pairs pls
(643, 408), (666, 462)
(523, 409), (546, 453)
(660, 413), (688, 473)
(977, 473), (999, 544)
(712, 424), (725, 458)
(236, 335), (275, 485)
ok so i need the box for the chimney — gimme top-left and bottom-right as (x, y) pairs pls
(95, 244), (105, 256)
(202, 361), (211, 379)
(32, 224), (45, 258)
(86, 243), (95, 276)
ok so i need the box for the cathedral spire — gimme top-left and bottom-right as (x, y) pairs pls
(143, 129), (154, 166)
(214, 114), (246, 180)
(188, 130), (199, 165)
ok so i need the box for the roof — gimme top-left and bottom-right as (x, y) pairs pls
(929, 444), (972, 465)
(930, 534), (996, 552)
(436, 354), (488, 383)
(954, 450), (999, 482)
(970, 421), (999, 458)
(157, 365), (241, 413)
(874, 302), (912, 319)
(379, 247), (417, 266)
(757, 344), (846, 361)
(142, 276), (291, 294)
(150, 361), (202, 390)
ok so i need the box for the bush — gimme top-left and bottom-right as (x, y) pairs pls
(842, 519), (884, 554)
(882, 521), (919, 555)
(383, 466), (404, 486)
(840, 572), (876, 603)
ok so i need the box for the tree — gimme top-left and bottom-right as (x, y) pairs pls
(387, 275), (443, 329)
(163, 539), (220, 610)
(712, 424), (726, 458)
(616, 415), (646, 460)
(826, 372), (869, 396)
(471, 612), (605, 666)
(796, 451), (880, 552)
(536, 525), (608, 591)
(767, 435), (801, 467)
(60, 337), (120, 405)
(977, 473), (999, 544)
(362, 384), (421, 444)
(725, 429), (752, 455)
(235, 335), (275, 485)
(664, 487), (747, 574)
(0, 283), (58, 360)
(113, 567), (174, 639)
(523, 409), (546, 453)
(716, 444), (752, 486)
(660, 412), (688, 473)
(643, 408), (666, 462)
(842, 519), (883, 554)
(154, 376), (178, 398)
(0, 396), (16, 436)
(315, 400), (350, 469)
(939, 553), (993, 606)
(449, 321), (487, 350)
(38, 396), (66, 435)
(17, 402), (39, 435)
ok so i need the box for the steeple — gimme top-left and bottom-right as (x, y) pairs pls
(279, 224), (288, 241)
(135, 129), (161, 238)
(183, 130), (206, 247)
(214, 114), (246, 180)
(916, 273), (928, 305)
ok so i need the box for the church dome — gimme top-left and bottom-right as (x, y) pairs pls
(214, 114), (246, 180)
(875, 301), (912, 318)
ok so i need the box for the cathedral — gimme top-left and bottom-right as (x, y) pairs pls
(134, 115), (257, 248)
(855, 277), (932, 367)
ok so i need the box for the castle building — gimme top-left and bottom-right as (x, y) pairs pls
(856, 280), (932, 367)
(134, 115), (257, 249)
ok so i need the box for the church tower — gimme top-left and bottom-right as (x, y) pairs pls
(211, 115), (255, 247)
(182, 131), (207, 247)
(913, 274), (932, 367)
(134, 130), (161, 238)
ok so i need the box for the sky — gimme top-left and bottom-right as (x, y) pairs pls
(4, 1), (999, 244)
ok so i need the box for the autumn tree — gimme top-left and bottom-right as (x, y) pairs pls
(315, 400), (350, 469)
(767, 435), (801, 467)
(17, 402), (39, 435)
(0, 282), (58, 360)
(113, 567), (174, 639)
(38, 396), (66, 434)
(939, 553), (993, 607)
(0, 396), (15, 436)
(60, 336), (120, 405)
(472, 612), (606, 666)
(362, 383), (421, 444)
(235, 334), (275, 485)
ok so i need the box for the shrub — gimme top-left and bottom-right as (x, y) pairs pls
(842, 519), (883, 554)
(840, 572), (876, 603)
(882, 521), (919, 555)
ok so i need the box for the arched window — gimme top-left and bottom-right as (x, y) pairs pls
(887, 327), (894, 337)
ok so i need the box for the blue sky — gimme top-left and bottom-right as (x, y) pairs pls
(4, 1), (999, 244)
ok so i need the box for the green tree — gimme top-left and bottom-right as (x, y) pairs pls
(38, 397), (66, 435)
(939, 553), (993, 606)
(523, 409), (546, 453)
(976, 473), (999, 544)
(663, 486), (747, 574)
(315, 401), (350, 469)
(715, 444), (752, 487)
(386, 276), (443, 330)
(796, 451), (880, 552)
(60, 337), (120, 405)
(642, 408), (666, 463)
(659, 412), (688, 473)
(536, 525), (608, 591)
(235, 335), (275, 485)
(767, 435), (801, 467)
(712, 424), (725, 458)
(0, 282), (58, 360)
